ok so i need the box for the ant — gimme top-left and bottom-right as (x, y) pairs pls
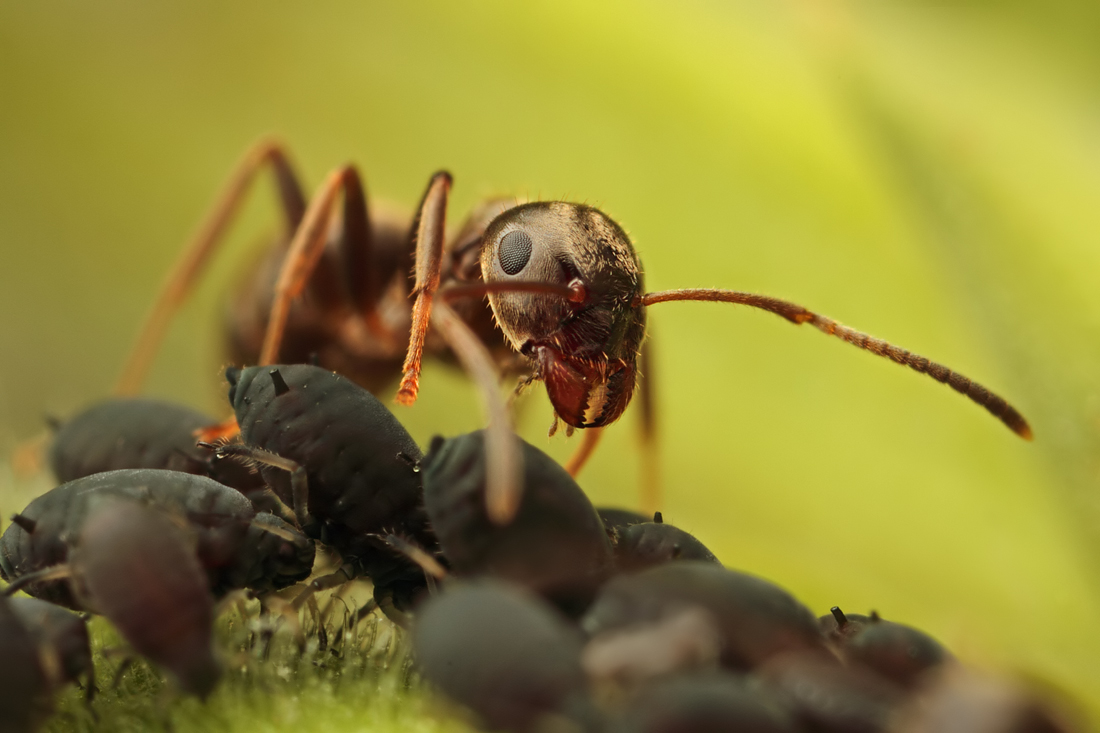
(108, 139), (1032, 518)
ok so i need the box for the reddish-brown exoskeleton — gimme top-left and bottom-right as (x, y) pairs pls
(113, 139), (1032, 522)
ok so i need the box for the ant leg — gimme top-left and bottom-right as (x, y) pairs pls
(11, 432), (50, 478)
(334, 168), (404, 347)
(429, 301), (523, 525)
(205, 442), (313, 529)
(115, 139), (306, 395)
(396, 172), (453, 405)
(636, 337), (660, 515)
(641, 289), (1032, 439)
(564, 428), (604, 479)
(259, 166), (368, 365)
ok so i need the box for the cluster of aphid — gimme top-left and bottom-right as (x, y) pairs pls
(0, 365), (1074, 732)
(1, 142), (1066, 731)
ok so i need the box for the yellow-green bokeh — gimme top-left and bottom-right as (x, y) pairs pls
(1, 0), (1098, 726)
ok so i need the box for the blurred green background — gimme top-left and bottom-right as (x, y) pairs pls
(1, 0), (1098, 726)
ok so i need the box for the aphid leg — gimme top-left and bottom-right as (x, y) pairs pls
(241, 486), (297, 525)
(351, 598), (380, 628)
(305, 595), (326, 650)
(110, 657), (135, 691)
(640, 289), (1032, 439)
(291, 563), (355, 611)
(259, 165), (369, 365)
(375, 589), (411, 630)
(115, 139), (305, 395)
(259, 595), (301, 654)
(564, 427), (604, 479)
(205, 442), (312, 529)
(193, 416), (241, 445)
(3, 564), (72, 596)
(84, 670), (98, 705)
(319, 584), (350, 628)
(396, 172), (452, 405)
(429, 301), (523, 525)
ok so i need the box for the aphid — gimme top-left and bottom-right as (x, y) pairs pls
(69, 499), (221, 698)
(0, 468), (314, 608)
(582, 606), (723, 688)
(7, 597), (95, 701)
(820, 606), (878, 645)
(607, 670), (797, 733)
(205, 363), (436, 612)
(412, 580), (597, 733)
(596, 507), (650, 533)
(114, 141), (1032, 516)
(48, 398), (263, 494)
(421, 430), (614, 617)
(891, 668), (1077, 733)
(610, 511), (720, 574)
(582, 561), (826, 672)
(822, 607), (951, 689)
(0, 594), (51, 733)
(755, 651), (903, 733)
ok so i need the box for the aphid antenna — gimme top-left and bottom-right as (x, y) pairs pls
(4, 564), (73, 597)
(372, 533), (448, 581)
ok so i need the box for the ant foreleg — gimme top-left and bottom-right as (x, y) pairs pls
(636, 337), (660, 515)
(429, 301), (522, 525)
(115, 139), (305, 395)
(564, 427), (604, 479)
(640, 288), (1032, 439)
(396, 172), (452, 405)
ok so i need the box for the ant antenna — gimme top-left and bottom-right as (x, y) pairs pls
(639, 288), (1032, 439)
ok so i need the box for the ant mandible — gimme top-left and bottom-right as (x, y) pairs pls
(112, 139), (1032, 521)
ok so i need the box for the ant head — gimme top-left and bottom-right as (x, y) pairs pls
(480, 202), (646, 427)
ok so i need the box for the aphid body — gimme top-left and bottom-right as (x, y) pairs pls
(0, 469), (314, 608)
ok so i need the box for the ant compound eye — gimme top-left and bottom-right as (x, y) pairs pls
(498, 229), (533, 275)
